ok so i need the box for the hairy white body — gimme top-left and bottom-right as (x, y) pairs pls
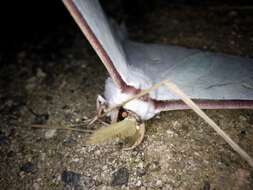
(104, 78), (157, 120)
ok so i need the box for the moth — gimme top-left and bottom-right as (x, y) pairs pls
(62, 0), (253, 166)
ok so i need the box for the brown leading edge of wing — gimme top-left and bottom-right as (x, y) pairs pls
(62, 0), (253, 111)
(62, 0), (127, 90)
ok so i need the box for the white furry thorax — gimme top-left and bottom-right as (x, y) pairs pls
(104, 78), (158, 120)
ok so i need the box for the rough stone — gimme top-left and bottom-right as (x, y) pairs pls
(111, 167), (129, 186)
(20, 162), (35, 173)
(61, 170), (81, 188)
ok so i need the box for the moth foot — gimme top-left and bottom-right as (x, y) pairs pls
(89, 95), (120, 125)
(88, 95), (107, 126)
(96, 95), (107, 117)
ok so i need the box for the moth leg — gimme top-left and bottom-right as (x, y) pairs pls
(96, 95), (107, 117)
(123, 123), (145, 151)
(89, 95), (119, 125)
(97, 95), (119, 123)
(88, 95), (108, 125)
(110, 108), (119, 124)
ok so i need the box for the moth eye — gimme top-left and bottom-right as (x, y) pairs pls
(121, 111), (128, 118)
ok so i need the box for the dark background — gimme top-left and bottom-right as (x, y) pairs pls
(1, 0), (252, 52)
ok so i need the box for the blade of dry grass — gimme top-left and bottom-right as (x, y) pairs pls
(31, 124), (93, 133)
(163, 81), (253, 167)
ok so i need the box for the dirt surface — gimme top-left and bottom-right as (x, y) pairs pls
(1, 2), (253, 190)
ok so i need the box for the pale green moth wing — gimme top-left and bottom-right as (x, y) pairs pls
(87, 118), (137, 144)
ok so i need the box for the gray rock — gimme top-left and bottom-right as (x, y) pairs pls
(20, 162), (36, 173)
(61, 170), (81, 188)
(32, 113), (49, 125)
(111, 167), (129, 186)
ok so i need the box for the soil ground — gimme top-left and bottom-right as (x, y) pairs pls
(0, 1), (253, 190)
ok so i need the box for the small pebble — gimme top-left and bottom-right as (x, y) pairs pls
(20, 162), (35, 173)
(102, 165), (108, 171)
(156, 180), (163, 187)
(137, 168), (146, 177)
(32, 113), (49, 125)
(95, 150), (101, 155)
(239, 115), (247, 121)
(45, 129), (56, 139)
(40, 153), (46, 161)
(136, 180), (142, 187)
(166, 129), (175, 137)
(111, 167), (129, 186)
(72, 158), (79, 162)
(63, 137), (76, 145)
(137, 162), (144, 169)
